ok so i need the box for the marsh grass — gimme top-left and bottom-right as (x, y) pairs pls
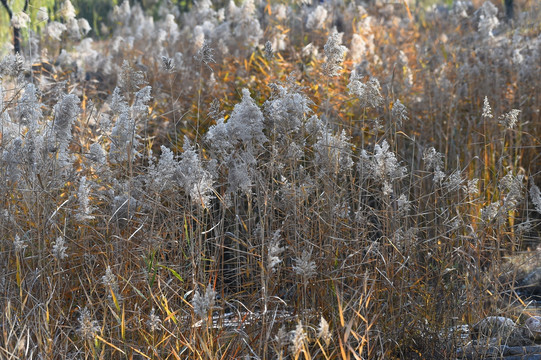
(0, 0), (540, 359)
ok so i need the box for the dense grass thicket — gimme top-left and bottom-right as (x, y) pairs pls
(1, 0), (540, 358)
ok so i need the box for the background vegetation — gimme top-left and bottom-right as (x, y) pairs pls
(0, 0), (540, 359)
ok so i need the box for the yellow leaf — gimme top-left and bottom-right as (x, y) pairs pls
(110, 288), (121, 313)
(121, 305), (125, 341)
(95, 334), (125, 355)
(16, 256), (21, 288)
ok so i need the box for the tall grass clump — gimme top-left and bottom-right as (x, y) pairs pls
(0, 0), (540, 358)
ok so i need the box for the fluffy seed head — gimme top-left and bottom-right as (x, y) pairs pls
(52, 236), (68, 261)
(78, 307), (100, 340)
(323, 31), (347, 77)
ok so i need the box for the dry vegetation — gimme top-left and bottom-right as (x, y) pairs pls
(0, 0), (540, 359)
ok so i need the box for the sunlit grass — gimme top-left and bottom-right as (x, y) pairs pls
(0, 0), (540, 359)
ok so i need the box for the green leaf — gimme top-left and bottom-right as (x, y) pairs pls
(158, 264), (184, 283)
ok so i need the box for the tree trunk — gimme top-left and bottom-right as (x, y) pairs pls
(505, 0), (514, 21)
(13, 26), (21, 54)
(1, 0), (29, 54)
